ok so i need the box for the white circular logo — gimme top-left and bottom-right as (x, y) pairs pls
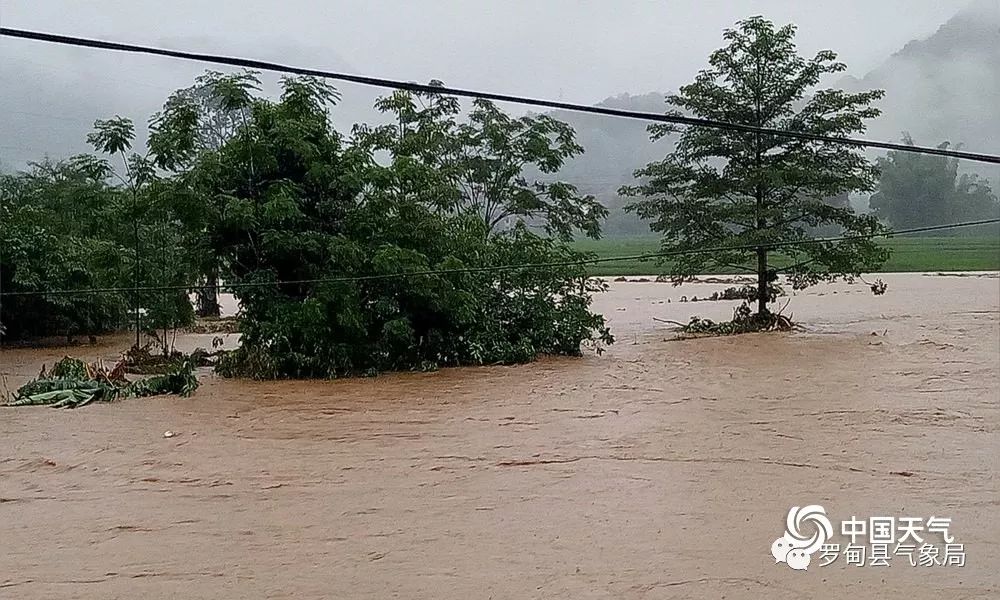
(771, 505), (833, 571)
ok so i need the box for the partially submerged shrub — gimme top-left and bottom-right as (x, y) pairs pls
(682, 302), (794, 336)
(191, 80), (614, 379)
(124, 344), (216, 374)
(706, 284), (785, 302)
(5, 356), (199, 409)
(219, 226), (614, 379)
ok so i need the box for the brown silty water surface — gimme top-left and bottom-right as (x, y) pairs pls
(1, 273), (998, 599)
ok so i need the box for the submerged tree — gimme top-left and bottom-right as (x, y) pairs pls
(87, 117), (199, 350)
(177, 77), (612, 378)
(623, 17), (889, 318)
(0, 158), (129, 340)
(148, 70), (263, 317)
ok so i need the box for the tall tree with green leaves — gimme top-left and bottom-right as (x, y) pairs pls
(87, 117), (198, 350)
(148, 70), (263, 317)
(623, 17), (889, 317)
(176, 77), (611, 378)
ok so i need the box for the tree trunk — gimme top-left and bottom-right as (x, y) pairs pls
(752, 66), (767, 318)
(196, 268), (221, 318)
(756, 247), (769, 316)
(133, 193), (141, 350)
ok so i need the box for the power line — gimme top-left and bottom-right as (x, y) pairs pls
(2, 218), (996, 299)
(2, 27), (1000, 166)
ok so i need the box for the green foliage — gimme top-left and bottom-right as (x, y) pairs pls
(87, 117), (136, 156)
(869, 136), (1000, 231)
(0, 159), (129, 339)
(86, 115), (201, 345)
(357, 85), (608, 240)
(146, 70), (266, 317)
(683, 302), (793, 335)
(0, 113), (203, 342)
(5, 356), (198, 408)
(9, 384), (108, 409)
(149, 70), (262, 168)
(707, 284), (784, 302)
(3, 72), (611, 368)
(49, 357), (88, 379)
(196, 79), (612, 379)
(128, 360), (199, 398)
(622, 17), (890, 315)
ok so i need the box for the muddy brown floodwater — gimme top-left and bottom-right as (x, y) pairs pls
(1, 273), (998, 599)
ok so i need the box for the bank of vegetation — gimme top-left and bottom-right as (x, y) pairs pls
(1, 17), (997, 379)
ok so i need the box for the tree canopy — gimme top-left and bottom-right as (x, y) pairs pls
(160, 76), (613, 377)
(0, 158), (127, 339)
(354, 85), (608, 240)
(622, 16), (890, 317)
(1, 74), (614, 371)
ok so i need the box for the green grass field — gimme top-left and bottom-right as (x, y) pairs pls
(571, 236), (1000, 276)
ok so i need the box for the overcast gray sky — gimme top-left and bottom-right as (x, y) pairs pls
(1, 0), (974, 103)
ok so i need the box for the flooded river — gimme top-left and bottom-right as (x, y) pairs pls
(1, 273), (998, 599)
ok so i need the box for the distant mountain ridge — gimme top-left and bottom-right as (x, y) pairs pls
(841, 0), (999, 155)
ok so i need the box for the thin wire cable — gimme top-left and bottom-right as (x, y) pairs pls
(2, 27), (999, 165)
(1, 218), (996, 299)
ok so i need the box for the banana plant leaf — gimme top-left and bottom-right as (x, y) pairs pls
(4, 356), (199, 409)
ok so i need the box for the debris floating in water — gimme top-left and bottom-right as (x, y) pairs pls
(3, 356), (199, 409)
